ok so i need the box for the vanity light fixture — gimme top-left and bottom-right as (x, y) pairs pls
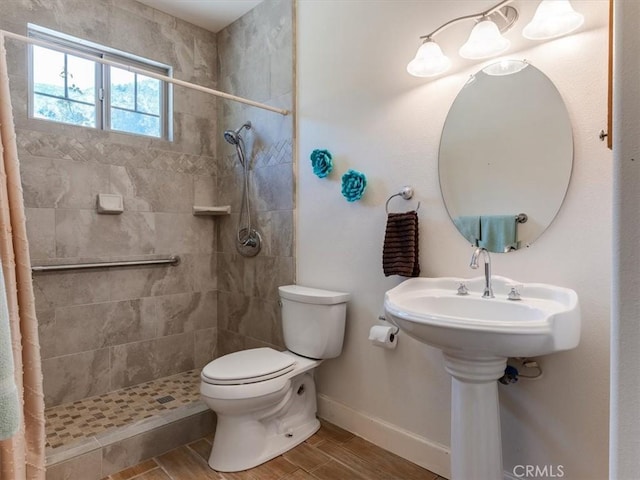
(407, 0), (584, 78)
(522, 0), (584, 40)
(407, 39), (452, 77)
(459, 17), (511, 60)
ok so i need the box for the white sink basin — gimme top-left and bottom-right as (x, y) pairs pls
(384, 276), (580, 480)
(384, 275), (580, 358)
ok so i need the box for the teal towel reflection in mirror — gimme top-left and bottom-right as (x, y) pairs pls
(454, 215), (520, 252)
(453, 216), (481, 246)
(478, 215), (519, 253)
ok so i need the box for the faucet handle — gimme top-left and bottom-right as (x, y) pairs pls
(457, 282), (469, 296)
(507, 284), (523, 301)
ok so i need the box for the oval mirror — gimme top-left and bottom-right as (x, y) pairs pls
(439, 60), (573, 253)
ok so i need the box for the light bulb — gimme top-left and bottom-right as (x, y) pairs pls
(523, 0), (584, 40)
(407, 40), (451, 77)
(482, 59), (529, 76)
(459, 19), (510, 60)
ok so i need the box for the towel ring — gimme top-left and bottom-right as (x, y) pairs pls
(385, 186), (421, 214)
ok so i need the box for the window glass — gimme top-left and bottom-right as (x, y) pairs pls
(110, 67), (135, 110)
(136, 74), (161, 116)
(111, 109), (160, 137)
(110, 68), (162, 137)
(28, 26), (171, 140)
(32, 45), (96, 127)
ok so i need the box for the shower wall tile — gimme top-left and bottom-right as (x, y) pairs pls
(110, 333), (195, 389)
(217, 329), (247, 357)
(216, 170), (243, 209)
(194, 328), (218, 369)
(106, 253), (216, 302)
(217, 0), (294, 353)
(14, 127), (217, 176)
(253, 137), (294, 169)
(25, 208), (55, 260)
(37, 309), (56, 360)
(251, 163), (294, 212)
(271, 47), (294, 99)
(217, 329), (278, 358)
(108, 166), (194, 213)
(250, 255), (295, 300)
(217, 252), (246, 294)
(20, 155), (110, 209)
(108, 259), (195, 301)
(256, 209), (294, 258)
(216, 215), (239, 258)
(55, 210), (156, 258)
(218, 291), (282, 346)
(32, 270), (112, 311)
(50, 299), (156, 357)
(173, 113), (216, 157)
(154, 213), (215, 254)
(188, 253), (218, 292)
(2, 0), (219, 407)
(219, 59), (272, 104)
(193, 36), (218, 86)
(6, 73), (28, 122)
(4, 33), (27, 78)
(174, 87), (218, 118)
(153, 291), (217, 336)
(194, 176), (217, 207)
(217, 253), (293, 301)
(42, 348), (111, 407)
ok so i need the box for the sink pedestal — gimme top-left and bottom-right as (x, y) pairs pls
(443, 353), (507, 480)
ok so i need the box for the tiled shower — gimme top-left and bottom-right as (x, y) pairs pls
(1, 0), (294, 475)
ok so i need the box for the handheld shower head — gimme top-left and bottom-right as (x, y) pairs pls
(223, 130), (238, 145)
(223, 121), (252, 145)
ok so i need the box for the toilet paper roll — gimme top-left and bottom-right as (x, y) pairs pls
(369, 325), (398, 350)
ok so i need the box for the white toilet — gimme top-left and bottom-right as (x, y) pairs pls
(200, 285), (350, 472)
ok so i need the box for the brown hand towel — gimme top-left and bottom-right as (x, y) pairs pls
(383, 211), (420, 277)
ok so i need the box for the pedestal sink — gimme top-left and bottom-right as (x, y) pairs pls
(384, 276), (580, 480)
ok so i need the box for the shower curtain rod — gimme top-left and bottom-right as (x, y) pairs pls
(0, 30), (290, 116)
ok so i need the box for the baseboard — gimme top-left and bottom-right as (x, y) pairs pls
(317, 393), (451, 479)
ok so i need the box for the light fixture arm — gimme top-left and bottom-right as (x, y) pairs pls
(419, 0), (515, 40)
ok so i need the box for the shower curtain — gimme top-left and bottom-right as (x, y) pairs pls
(0, 35), (46, 479)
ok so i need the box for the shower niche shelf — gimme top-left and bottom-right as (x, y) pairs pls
(193, 205), (231, 216)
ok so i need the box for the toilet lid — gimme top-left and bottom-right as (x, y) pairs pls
(201, 347), (296, 385)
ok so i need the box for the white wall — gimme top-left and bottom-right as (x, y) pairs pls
(297, 1), (611, 479)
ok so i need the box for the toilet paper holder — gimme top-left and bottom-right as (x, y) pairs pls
(377, 315), (400, 335)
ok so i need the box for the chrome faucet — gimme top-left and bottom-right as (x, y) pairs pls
(470, 247), (494, 298)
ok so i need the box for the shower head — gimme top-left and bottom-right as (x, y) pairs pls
(223, 121), (252, 145)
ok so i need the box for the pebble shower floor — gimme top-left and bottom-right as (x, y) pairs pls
(45, 370), (201, 449)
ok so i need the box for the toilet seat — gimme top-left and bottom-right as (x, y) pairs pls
(201, 348), (295, 385)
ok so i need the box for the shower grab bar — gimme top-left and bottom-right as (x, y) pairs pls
(0, 30), (289, 116)
(31, 256), (180, 273)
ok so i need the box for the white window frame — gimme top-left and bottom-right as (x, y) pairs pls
(27, 24), (173, 140)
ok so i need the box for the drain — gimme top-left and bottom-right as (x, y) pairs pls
(156, 395), (175, 404)
(297, 384), (305, 395)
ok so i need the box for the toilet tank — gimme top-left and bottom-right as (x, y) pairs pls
(278, 285), (350, 360)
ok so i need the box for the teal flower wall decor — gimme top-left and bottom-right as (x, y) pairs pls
(310, 149), (333, 178)
(341, 169), (367, 202)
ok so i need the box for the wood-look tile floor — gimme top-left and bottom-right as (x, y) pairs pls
(103, 420), (446, 480)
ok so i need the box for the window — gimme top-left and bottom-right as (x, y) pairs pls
(28, 25), (172, 139)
